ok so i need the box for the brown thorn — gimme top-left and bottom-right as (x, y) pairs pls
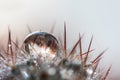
(79, 33), (83, 65)
(91, 61), (100, 78)
(68, 38), (80, 58)
(64, 22), (67, 57)
(92, 57), (102, 65)
(58, 36), (65, 57)
(72, 49), (94, 62)
(7, 28), (15, 65)
(7, 27), (11, 55)
(82, 49), (95, 55)
(12, 40), (23, 52)
(17, 42), (27, 55)
(13, 39), (19, 62)
(14, 38), (19, 52)
(103, 65), (112, 80)
(27, 25), (32, 33)
(92, 49), (107, 64)
(84, 35), (93, 65)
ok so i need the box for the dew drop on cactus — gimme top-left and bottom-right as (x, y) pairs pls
(23, 31), (60, 63)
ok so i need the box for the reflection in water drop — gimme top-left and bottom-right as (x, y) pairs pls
(23, 31), (60, 63)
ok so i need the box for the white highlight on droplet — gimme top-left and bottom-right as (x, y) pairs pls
(48, 67), (56, 75)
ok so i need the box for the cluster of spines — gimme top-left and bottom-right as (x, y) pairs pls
(0, 23), (111, 80)
(60, 23), (111, 80)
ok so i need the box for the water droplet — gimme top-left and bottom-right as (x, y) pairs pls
(8, 44), (12, 48)
(48, 67), (56, 75)
(23, 31), (60, 63)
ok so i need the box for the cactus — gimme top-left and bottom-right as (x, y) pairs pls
(0, 23), (111, 80)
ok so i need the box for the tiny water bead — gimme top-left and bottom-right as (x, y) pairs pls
(23, 31), (60, 63)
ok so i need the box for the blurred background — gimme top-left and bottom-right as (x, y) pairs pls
(0, 0), (120, 79)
